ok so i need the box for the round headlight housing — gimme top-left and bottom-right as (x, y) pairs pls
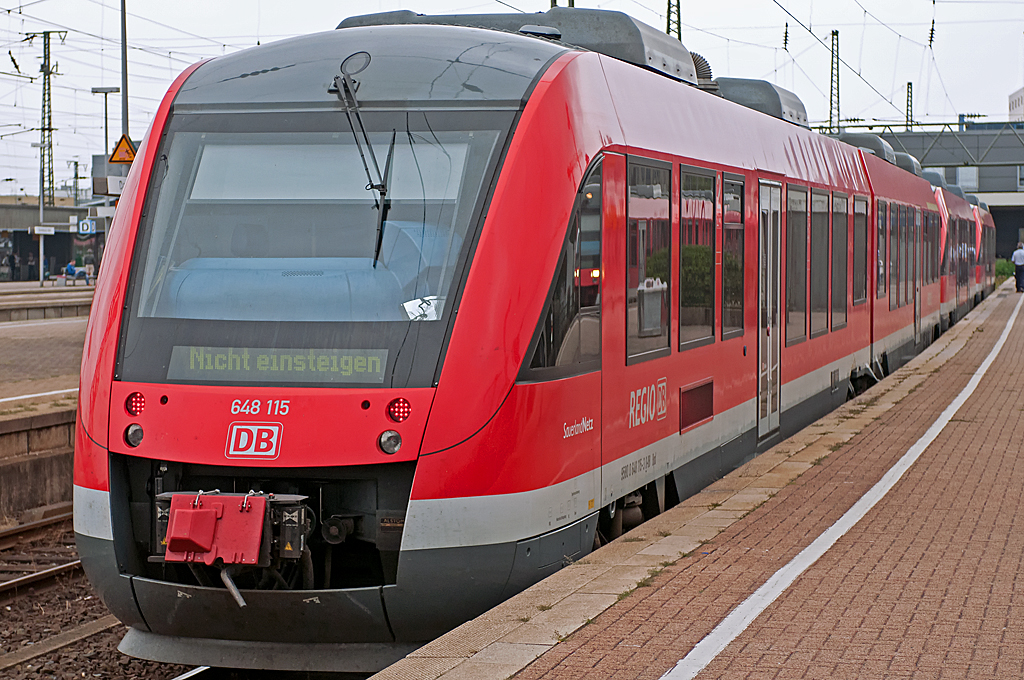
(125, 423), (144, 448)
(378, 430), (402, 454)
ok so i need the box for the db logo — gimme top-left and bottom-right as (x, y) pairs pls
(225, 422), (283, 459)
(656, 378), (668, 421)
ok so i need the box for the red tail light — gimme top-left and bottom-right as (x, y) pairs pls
(126, 392), (146, 416)
(387, 398), (411, 423)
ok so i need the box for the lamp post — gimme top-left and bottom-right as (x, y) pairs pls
(30, 141), (45, 286)
(91, 86), (119, 154)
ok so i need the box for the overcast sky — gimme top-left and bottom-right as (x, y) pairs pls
(2, 0), (1023, 197)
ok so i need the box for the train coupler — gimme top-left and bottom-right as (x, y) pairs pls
(156, 491), (309, 567)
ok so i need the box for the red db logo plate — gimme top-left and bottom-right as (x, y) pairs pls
(225, 422), (283, 459)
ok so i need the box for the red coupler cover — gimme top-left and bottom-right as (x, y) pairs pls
(164, 494), (266, 565)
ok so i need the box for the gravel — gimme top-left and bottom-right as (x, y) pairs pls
(1, 571), (188, 678)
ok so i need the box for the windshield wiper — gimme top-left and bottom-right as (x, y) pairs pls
(333, 64), (396, 268)
(373, 131), (396, 268)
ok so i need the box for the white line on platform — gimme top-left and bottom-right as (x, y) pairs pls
(661, 293), (1024, 680)
(0, 317), (88, 330)
(0, 388), (78, 404)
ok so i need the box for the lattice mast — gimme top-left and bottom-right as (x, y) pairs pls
(829, 30), (840, 135)
(27, 31), (61, 207)
(905, 82), (913, 132)
(666, 0), (681, 41)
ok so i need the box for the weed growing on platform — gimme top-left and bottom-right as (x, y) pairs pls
(827, 442), (844, 452)
(0, 404), (35, 416)
(617, 588), (635, 601)
(813, 455), (829, 465)
(708, 501), (722, 509)
(518, 616), (531, 623)
(622, 536), (645, 543)
(657, 529), (672, 537)
(537, 604), (553, 611)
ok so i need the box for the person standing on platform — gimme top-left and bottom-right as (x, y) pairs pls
(1013, 243), (1024, 293)
(26, 252), (37, 281)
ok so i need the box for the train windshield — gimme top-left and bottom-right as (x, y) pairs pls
(119, 109), (512, 387)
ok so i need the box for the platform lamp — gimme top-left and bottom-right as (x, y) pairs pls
(91, 86), (119, 154)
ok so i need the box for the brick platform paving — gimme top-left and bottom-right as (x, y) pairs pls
(373, 283), (1024, 680)
(513, 289), (1023, 679)
(0, 313), (85, 411)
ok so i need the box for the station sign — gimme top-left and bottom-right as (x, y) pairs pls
(92, 175), (127, 196)
(78, 219), (97, 235)
(33, 226), (55, 236)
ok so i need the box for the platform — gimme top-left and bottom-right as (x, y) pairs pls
(0, 280), (93, 322)
(372, 280), (1023, 679)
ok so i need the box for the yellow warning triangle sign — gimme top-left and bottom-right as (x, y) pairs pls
(109, 134), (136, 164)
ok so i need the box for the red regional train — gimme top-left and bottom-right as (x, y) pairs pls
(73, 8), (994, 672)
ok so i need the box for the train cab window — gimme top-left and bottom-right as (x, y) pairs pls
(785, 186), (807, 345)
(809, 190), (829, 337)
(679, 167), (715, 349)
(832, 193), (848, 329)
(721, 176), (745, 340)
(853, 198), (868, 305)
(627, 160), (672, 363)
(528, 160), (603, 374)
(877, 201), (887, 299)
(889, 205), (899, 311)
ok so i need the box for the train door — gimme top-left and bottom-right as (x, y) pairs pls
(914, 209), (921, 338)
(758, 181), (781, 438)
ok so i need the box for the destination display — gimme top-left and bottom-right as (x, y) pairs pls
(167, 346), (388, 383)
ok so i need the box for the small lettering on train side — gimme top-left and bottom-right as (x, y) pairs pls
(563, 417), (595, 439)
(620, 452), (657, 481)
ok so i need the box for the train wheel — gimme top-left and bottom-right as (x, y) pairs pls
(596, 498), (624, 545)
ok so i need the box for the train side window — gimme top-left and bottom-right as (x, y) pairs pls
(915, 209), (922, 292)
(924, 213), (931, 283)
(900, 205), (909, 307)
(853, 197), (868, 305)
(526, 159), (603, 375)
(876, 201), (887, 299)
(889, 204), (898, 311)
(940, 214), (949, 277)
(679, 166), (715, 349)
(809, 190), (829, 337)
(627, 159), (672, 364)
(785, 186), (807, 345)
(832, 193), (848, 329)
(722, 176), (745, 340)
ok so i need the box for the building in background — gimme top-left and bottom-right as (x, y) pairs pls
(880, 121), (1024, 258)
(1011, 86), (1024, 123)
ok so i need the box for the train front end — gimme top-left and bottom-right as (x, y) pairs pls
(73, 25), (569, 672)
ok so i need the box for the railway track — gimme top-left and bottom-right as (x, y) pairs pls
(0, 511), (81, 597)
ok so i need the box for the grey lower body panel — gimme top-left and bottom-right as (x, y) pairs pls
(77, 516), (596, 670)
(385, 514), (596, 641)
(75, 533), (148, 629)
(118, 628), (420, 673)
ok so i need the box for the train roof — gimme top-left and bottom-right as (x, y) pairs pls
(174, 24), (567, 108)
(858, 147), (938, 208)
(338, 7), (698, 85)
